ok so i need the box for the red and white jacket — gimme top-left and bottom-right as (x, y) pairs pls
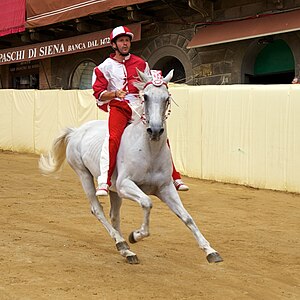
(92, 53), (150, 112)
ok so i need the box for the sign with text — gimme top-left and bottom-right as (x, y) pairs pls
(0, 23), (141, 65)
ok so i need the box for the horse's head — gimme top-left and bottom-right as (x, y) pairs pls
(136, 69), (173, 141)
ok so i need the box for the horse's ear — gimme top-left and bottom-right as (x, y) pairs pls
(136, 68), (151, 83)
(163, 69), (174, 83)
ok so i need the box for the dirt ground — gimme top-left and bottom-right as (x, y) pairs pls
(0, 151), (299, 300)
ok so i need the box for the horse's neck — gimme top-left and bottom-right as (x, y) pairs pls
(125, 122), (168, 155)
(148, 132), (167, 154)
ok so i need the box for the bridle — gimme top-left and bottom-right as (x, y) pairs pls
(136, 79), (172, 125)
(143, 78), (168, 89)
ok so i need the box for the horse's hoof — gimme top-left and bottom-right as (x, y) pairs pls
(126, 255), (139, 264)
(128, 231), (137, 244)
(207, 252), (223, 263)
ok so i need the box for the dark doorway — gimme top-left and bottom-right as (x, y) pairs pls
(12, 74), (39, 89)
(246, 70), (295, 84)
(153, 56), (186, 83)
(10, 61), (40, 89)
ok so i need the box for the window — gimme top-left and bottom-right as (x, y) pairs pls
(70, 60), (96, 89)
(13, 74), (39, 89)
(10, 61), (39, 89)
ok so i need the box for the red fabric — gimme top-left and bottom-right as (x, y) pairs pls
(107, 101), (132, 186)
(0, 0), (25, 37)
(167, 139), (181, 180)
(171, 161), (181, 180)
(121, 54), (146, 93)
(93, 67), (109, 112)
(93, 53), (147, 112)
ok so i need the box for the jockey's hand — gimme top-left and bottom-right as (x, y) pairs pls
(115, 90), (127, 99)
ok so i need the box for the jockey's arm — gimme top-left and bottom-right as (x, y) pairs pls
(100, 90), (127, 101)
(92, 67), (126, 101)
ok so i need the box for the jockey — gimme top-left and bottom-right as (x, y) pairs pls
(92, 25), (189, 196)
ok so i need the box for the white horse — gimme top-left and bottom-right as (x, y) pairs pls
(39, 69), (223, 264)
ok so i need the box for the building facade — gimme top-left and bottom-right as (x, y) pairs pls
(1, 0), (300, 89)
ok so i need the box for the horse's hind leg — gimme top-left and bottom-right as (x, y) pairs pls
(156, 185), (223, 263)
(73, 168), (139, 264)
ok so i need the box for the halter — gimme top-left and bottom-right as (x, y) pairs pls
(143, 70), (168, 89)
(143, 80), (168, 89)
(127, 70), (172, 125)
(127, 93), (171, 125)
(143, 77), (171, 124)
(136, 93), (171, 125)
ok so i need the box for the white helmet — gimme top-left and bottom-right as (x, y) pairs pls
(110, 26), (134, 43)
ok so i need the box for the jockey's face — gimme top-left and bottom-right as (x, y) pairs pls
(113, 35), (131, 56)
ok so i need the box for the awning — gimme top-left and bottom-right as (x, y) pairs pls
(0, 0), (25, 37)
(187, 10), (300, 49)
(26, 0), (154, 28)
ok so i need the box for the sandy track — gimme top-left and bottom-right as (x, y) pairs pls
(0, 151), (299, 300)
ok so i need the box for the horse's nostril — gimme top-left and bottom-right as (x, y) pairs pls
(147, 127), (164, 137)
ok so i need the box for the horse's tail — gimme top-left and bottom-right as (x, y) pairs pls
(39, 127), (75, 175)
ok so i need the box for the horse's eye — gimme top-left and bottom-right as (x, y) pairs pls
(143, 94), (148, 101)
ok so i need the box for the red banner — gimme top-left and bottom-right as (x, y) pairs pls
(0, 0), (25, 37)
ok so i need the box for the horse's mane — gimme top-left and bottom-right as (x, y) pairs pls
(133, 80), (145, 91)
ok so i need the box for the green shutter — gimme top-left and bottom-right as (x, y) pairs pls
(254, 39), (294, 75)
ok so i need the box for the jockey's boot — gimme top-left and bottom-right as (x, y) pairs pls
(174, 179), (189, 191)
(96, 183), (109, 196)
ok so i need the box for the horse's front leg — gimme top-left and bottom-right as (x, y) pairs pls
(156, 183), (223, 263)
(74, 170), (138, 264)
(117, 179), (152, 244)
(109, 191), (122, 234)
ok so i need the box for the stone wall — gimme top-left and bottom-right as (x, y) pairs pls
(19, 0), (300, 89)
(187, 0), (300, 85)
